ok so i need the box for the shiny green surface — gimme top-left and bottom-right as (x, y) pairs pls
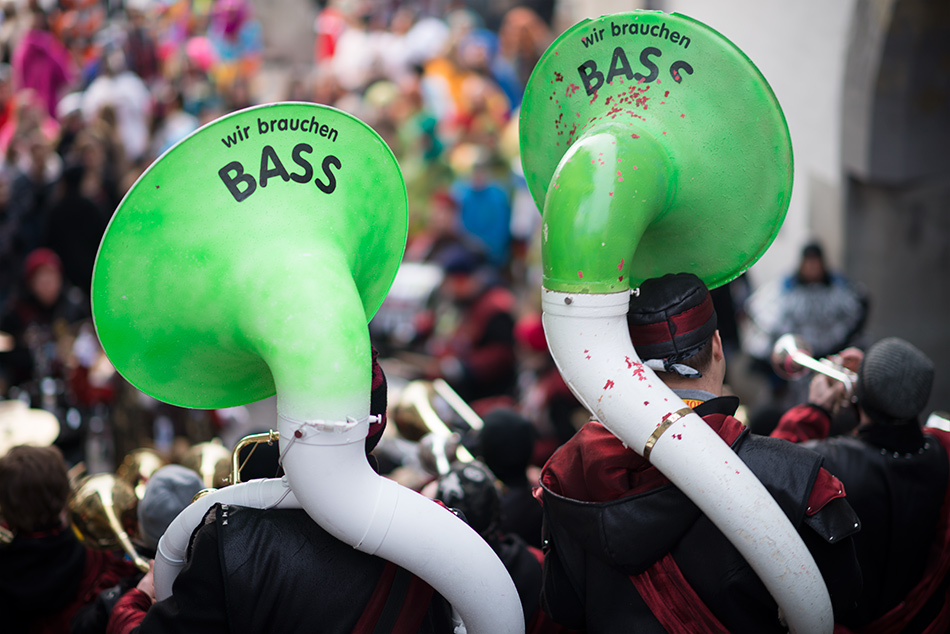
(520, 11), (793, 292)
(92, 103), (407, 409)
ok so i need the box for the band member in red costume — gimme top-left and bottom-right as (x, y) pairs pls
(537, 272), (862, 633)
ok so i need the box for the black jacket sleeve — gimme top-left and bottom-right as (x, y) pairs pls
(137, 516), (229, 634)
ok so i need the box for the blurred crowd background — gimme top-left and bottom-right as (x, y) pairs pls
(0, 0), (942, 489)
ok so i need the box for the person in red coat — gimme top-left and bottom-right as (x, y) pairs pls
(537, 273), (862, 633)
(0, 444), (138, 634)
(416, 248), (517, 404)
(772, 337), (950, 633)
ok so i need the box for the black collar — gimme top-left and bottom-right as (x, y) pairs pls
(693, 395), (741, 418)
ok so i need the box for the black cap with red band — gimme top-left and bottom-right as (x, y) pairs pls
(627, 273), (718, 376)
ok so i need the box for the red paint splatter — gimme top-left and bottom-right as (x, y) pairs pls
(566, 83), (580, 96)
(618, 275), (624, 282)
(673, 434), (682, 440)
(618, 258), (624, 271)
(619, 177), (623, 182)
(624, 356), (633, 368)
(608, 192), (613, 196)
(604, 380), (615, 390)
(644, 401), (650, 406)
(662, 131), (667, 135)
(617, 158), (622, 163)
(631, 133), (639, 139)
(680, 113), (686, 118)
(632, 364), (647, 381)
(589, 91), (599, 105)
(155, 185), (160, 189)
(617, 170), (622, 176)
(665, 90), (670, 97)
(633, 166), (638, 170)
(578, 270), (584, 279)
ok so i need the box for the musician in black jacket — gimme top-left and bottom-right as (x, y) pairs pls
(107, 348), (454, 634)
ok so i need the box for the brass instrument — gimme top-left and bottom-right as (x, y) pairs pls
(771, 334), (858, 401)
(927, 411), (950, 432)
(393, 380), (480, 476)
(189, 431), (281, 501)
(68, 473), (151, 573)
(229, 430), (279, 486)
(181, 439), (231, 490)
(116, 447), (167, 500)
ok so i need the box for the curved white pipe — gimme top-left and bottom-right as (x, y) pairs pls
(277, 414), (524, 634)
(153, 419), (524, 634)
(154, 477), (298, 600)
(542, 288), (833, 634)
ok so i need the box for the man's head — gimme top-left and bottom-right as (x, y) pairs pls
(434, 461), (501, 544)
(478, 408), (535, 487)
(798, 241), (829, 285)
(627, 272), (723, 387)
(0, 445), (70, 533)
(137, 464), (204, 551)
(24, 248), (63, 307)
(441, 247), (484, 303)
(856, 337), (934, 425)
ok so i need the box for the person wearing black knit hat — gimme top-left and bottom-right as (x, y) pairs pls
(772, 337), (950, 632)
(478, 408), (544, 549)
(537, 272), (863, 633)
(432, 460), (570, 634)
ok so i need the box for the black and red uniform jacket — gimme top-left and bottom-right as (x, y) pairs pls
(108, 504), (452, 634)
(774, 404), (950, 633)
(0, 522), (138, 634)
(537, 395), (863, 633)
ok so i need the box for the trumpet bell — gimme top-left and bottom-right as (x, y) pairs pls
(116, 447), (167, 500)
(181, 440), (231, 489)
(69, 473), (150, 572)
(771, 333), (814, 380)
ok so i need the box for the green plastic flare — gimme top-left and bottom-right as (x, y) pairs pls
(92, 103), (408, 410)
(520, 11), (794, 292)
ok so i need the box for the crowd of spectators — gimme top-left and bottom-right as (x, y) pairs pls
(2, 3), (949, 634)
(0, 0), (574, 464)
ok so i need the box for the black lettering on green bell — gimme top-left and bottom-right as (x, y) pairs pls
(606, 47), (634, 85)
(633, 47), (661, 84)
(578, 60), (605, 96)
(219, 161), (256, 202)
(290, 143), (314, 184)
(259, 145), (290, 188)
(316, 155), (341, 194)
